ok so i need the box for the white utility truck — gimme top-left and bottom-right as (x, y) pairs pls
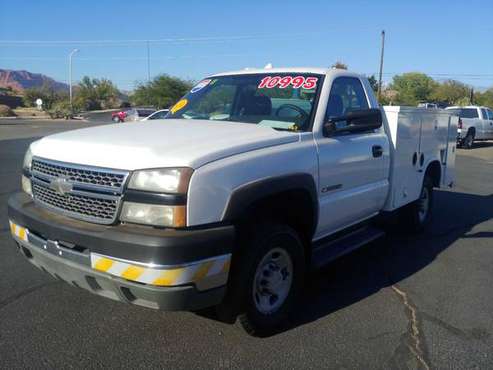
(8, 68), (457, 335)
(446, 105), (493, 149)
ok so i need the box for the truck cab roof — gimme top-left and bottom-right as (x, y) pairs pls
(446, 105), (488, 110)
(210, 67), (365, 80)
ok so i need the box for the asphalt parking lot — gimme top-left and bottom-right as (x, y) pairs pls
(1, 119), (492, 369)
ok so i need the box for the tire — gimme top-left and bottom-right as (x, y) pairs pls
(232, 223), (305, 336)
(112, 116), (121, 123)
(400, 175), (434, 233)
(463, 130), (474, 149)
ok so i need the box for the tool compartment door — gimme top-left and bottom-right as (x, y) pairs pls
(442, 115), (458, 187)
(419, 111), (457, 188)
(383, 107), (422, 211)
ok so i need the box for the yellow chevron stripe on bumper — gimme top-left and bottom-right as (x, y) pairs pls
(90, 253), (231, 288)
(9, 220), (28, 242)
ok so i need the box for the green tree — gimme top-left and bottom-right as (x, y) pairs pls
(367, 75), (378, 93)
(331, 61), (348, 70)
(0, 86), (16, 96)
(74, 76), (120, 111)
(23, 83), (62, 109)
(475, 88), (493, 108)
(430, 80), (470, 105)
(390, 72), (437, 106)
(131, 74), (193, 109)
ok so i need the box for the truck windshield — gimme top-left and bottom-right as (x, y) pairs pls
(165, 73), (323, 131)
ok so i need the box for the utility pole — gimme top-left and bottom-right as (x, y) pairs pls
(146, 40), (151, 82)
(69, 48), (79, 112)
(146, 41), (151, 106)
(377, 30), (385, 102)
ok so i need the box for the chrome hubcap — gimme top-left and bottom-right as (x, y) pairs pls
(253, 248), (293, 314)
(418, 187), (429, 223)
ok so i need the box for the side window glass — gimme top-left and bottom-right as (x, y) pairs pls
(481, 108), (488, 120)
(325, 77), (369, 131)
(325, 77), (369, 119)
(488, 110), (493, 120)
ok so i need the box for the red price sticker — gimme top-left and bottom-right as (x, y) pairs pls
(258, 76), (318, 89)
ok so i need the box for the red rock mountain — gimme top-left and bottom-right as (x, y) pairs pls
(0, 69), (68, 92)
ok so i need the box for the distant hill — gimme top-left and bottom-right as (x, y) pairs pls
(0, 69), (68, 93)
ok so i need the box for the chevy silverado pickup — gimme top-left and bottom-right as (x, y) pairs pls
(8, 67), (458, 335)
(446, 105), (493, 149)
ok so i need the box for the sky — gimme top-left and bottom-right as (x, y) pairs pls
(0, 0), (492, 91)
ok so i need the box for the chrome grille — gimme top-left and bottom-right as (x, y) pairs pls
(32, 182), (119, 223)
(32, 158), (126, 191)
(31, 157), (129, 224)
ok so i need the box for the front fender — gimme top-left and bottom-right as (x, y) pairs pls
(186, 136), (319, 227)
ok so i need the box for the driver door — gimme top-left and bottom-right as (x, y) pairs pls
(314, 77), (389, 239)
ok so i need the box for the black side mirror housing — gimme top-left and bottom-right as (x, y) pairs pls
(324, 108), (383, 136)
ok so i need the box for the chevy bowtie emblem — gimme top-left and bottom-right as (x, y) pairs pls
(49, 177), (73, 196)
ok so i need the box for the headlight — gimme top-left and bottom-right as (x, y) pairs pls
(22, 148), (33, 196)
(23, 147), (33, 172)
(22, 175), (32, 196)
(120, 202), (186, 227)
(128, 168), (193, 194)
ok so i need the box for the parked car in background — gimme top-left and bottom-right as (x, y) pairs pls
(418, 102), (438, 109)
(445, 106), (493, 149)
(141, 109), (169, 121)
(111, 108), (156, 123)
(111, 109), (127, 122)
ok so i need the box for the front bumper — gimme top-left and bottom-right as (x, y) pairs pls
(7, 192), (235, 311)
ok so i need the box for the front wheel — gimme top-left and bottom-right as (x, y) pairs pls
(400, 175), (433, 233)
(233, 223), (305, 336)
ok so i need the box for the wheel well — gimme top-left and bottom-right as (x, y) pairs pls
(238, 189), (316, 257)
(426, 160), (441, 187)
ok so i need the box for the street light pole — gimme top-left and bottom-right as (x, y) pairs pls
(69, 48), (79, 111)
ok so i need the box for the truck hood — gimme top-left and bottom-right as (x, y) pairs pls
(30, 119), (299, 170)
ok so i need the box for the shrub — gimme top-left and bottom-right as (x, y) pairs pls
(0, 104), (15, 117)
(48, 100), (73, 119)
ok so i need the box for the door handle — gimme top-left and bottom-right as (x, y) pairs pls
(372, 145), (383, 158)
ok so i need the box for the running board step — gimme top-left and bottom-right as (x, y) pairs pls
(311, 226), (385, 270)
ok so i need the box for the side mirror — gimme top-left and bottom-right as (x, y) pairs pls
(323, 108), (383, 136)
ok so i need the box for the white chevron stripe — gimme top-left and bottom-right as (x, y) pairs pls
(107, 261), (129, 276)
(137, 268), (163, 284)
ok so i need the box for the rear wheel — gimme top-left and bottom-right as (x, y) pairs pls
(463, 130), (474, 149)
(232, 223), (305, 336)
(112, 116), (120, 123)
(400, 175), (434, 233)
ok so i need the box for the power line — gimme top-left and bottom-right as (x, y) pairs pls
(0, 53), (253, 61)
(0, 33), (323, 45)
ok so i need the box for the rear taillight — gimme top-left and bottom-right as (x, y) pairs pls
(458, 118), (463, 129)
